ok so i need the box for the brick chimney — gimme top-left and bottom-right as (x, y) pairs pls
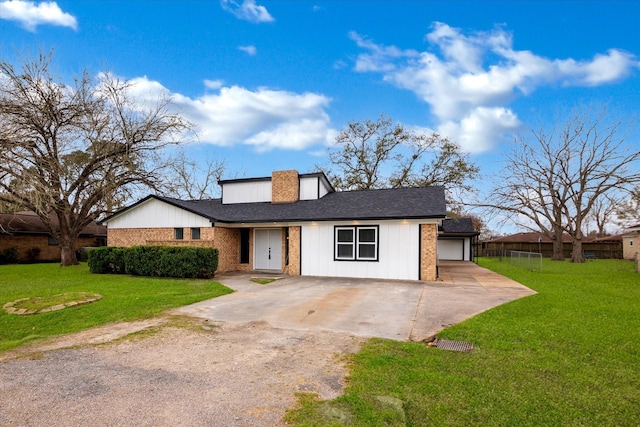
(271, 170), (299, 203)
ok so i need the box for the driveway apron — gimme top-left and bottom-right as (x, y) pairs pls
(176, 261), (536, 341)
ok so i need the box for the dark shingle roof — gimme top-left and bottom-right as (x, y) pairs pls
(440, 218), (478, 235)
(107, 186), (446, 224)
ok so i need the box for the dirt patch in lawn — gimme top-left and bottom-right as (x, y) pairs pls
(0, 317), (362, 427)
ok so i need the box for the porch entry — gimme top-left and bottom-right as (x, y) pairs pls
(254, 228), (282, 270)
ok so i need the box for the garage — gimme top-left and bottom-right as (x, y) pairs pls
(438, 239), (465, 260)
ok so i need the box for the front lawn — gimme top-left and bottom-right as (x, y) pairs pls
(287, 258), (640, 426)
(0, 263), (232, 352)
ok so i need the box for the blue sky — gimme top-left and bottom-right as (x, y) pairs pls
(1, 1), (639, 204)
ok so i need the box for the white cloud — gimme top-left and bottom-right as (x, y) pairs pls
(127, 76), (335, 151)
(0, 0), (77, 31)
(238, 45), (257, 55)
(438, 107), (521, 153)
(204, 79), (224, 90)
(350, 22), (640, 152)
(220, 0), (274, 23)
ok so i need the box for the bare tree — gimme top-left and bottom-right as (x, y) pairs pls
(0, 52), (190, 265)
(587, 194), (618, 237)
(161, 151), (226, 200)
(325, 115), (479, 206)
(616, 186), (640, 227)
(489, 130), (568, 260)
(486, 108), (640, 262)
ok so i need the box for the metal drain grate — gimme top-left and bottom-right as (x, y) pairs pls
(434, 339), (474, 352)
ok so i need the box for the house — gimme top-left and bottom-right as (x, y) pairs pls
(622, 223), (640, 260)
(0, 211), (107, 263)
(102, 170), (447, 281)
(437, 217), (479, 261)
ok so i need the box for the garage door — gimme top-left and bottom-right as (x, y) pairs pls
(438, 239), (464, 260)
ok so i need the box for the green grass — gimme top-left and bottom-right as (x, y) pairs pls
(287, 258), (640, 426)
(251, 278), (276, 285)
(0, 263), (232, 352)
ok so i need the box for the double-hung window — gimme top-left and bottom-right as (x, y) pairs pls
(335, 226), (378, 261)
(174, 228), (184, 240)
(191, 227), (201, 240)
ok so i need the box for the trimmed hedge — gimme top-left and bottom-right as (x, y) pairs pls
(88, 247), (127, 274)
(88, 246), (218, 279)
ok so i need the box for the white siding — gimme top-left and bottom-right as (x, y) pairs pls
(300, 176), (318, 200)
(222, 180), (272, 204)
(105, 198), (211, 229)
(300, 220), (421, 281)
(318, 181), (330, 198)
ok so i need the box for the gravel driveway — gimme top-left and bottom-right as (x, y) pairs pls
(0, 320), (361, 426)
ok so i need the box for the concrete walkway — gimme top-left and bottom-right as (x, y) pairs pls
(176, 261), (536, 341)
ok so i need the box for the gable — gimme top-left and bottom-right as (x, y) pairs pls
(104, 198), (211, 229)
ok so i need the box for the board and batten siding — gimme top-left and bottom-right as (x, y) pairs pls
(299, 175), (332, 200)
(222, 180), (272, 204)
(300, 220), (422, 281)
(105, 198), (210, 229)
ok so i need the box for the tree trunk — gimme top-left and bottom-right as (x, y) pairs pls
(571, 239), (585, 263)
(59, 234), (79, 266)
(551, 229), (565, 261)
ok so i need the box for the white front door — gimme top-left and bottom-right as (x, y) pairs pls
(254, 229), (282, 270)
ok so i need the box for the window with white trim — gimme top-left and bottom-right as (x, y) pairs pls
(334, 226), (379, 261)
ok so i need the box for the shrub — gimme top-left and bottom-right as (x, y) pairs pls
(89, 245), (218, 278)
(88, 247), (127, 274)
(124, 246), (218, 279)
(25, 247), (41, 263)
(0, 247), (18, 265)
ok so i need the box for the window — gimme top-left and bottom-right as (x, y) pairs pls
(335, 226), (378, 261)
(48, 236), (59, 246)
(191, 228), (201, 240)
(174, 228), (184, 240)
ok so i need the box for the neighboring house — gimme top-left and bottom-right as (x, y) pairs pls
(622, 223), (640, 260)
(0, 211), (107, 263)
(437, 218), (479, 261)
(102, 170), (447, 281)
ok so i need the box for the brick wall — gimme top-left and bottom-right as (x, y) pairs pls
(285, 226), (301, 275)
(108, 228), (171, 246)
(107, 226), (243, 273)
(271, 170), (299, 203)
(0, 234), (102, 262)
(420, 223), (437, 281)
(212, 227), (240, 273)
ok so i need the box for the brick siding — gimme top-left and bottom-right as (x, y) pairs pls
(107, 226), (244, 273)
(420, 223), (437, 281)
(285, 226), (301, 275)
(0, 234), (102, 262)
(271, 170), (299, 203)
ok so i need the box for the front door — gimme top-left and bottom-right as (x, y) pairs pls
(254, 228), (282, 270)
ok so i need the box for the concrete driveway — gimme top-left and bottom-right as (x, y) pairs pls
(176, 261), (536, 341)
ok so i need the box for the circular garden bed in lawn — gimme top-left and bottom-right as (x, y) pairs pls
(3, 292), (102, 315)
